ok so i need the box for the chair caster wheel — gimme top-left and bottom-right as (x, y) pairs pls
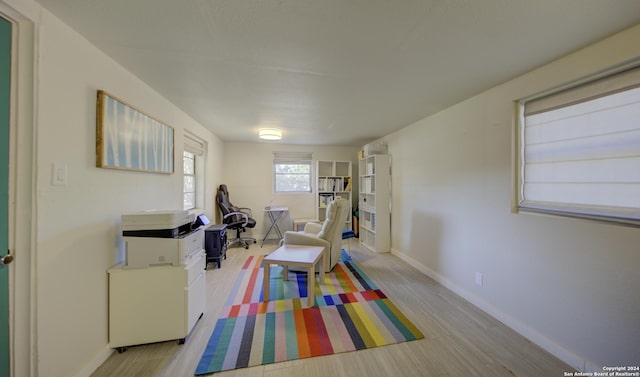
(245, 246), (249, 249)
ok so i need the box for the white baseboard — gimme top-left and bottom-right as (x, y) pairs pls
(73, 345), (113, 377)
(390, 247), (598, 373)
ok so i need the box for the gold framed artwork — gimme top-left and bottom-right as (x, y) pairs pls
(96, 90), (174, 174)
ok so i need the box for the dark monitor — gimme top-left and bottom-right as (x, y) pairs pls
(193, 214), (210, 228)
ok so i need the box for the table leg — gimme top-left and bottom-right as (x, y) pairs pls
(263, 261), (270, 302)
(272, 212), (283, 239)
(319, 254), (325, 284)
(283, 264), (288, 281)
(261, 211), (279, 247)
(308, 263), (315, 307)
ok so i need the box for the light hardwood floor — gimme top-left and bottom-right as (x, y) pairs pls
(92, 241), (574, 377)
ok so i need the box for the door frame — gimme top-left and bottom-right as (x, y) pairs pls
(0, 2), (36, 377)
(0, 13), (11, 377)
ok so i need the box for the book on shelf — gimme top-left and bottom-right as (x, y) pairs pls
(363, 177), (372, 193)
(344, 177), (352, 192)
(319, 193), (334, 207)
(318, 178), (324, 192)
(319, 177), (344, 192)
(367, 162), (374, 175)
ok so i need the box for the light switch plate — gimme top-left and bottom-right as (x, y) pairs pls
(52, 163), (67, 186)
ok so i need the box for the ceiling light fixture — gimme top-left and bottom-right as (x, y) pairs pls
(259, 128), (282, 141)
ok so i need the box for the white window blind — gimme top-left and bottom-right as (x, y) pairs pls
(184, 131), (206, 156)
(518, 64), (640, 226)
(183, 131), (206, 210)
(273, 151), (313, 193)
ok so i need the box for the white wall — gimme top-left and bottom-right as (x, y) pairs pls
(28, 6), (222, 377)
(385, 24), (640, 371)
(221, 142), (359, 240)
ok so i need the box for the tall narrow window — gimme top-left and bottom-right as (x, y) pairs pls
(516, 63), (640, 226)
(183, 131), (206, 210)
(183, 151), (196, 210)
(273, 152), (313, 193)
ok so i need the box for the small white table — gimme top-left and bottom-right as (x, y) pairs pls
(261, 206), (289, 247)
(292, 217), (319, 231)
(263, 245), (324, 307)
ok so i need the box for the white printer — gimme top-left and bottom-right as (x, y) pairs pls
(121, 210), (204, 268)
(122, 210), (194, 238)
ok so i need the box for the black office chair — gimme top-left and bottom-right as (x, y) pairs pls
(216, 184), (257, 249)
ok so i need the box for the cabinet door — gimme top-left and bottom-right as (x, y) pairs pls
(109, 266), (186, 347)
(186, 272), (206, 332)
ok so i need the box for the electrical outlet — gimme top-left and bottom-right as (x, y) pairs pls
(475, 272), (483, 287)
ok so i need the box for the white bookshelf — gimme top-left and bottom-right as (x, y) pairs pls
(358, 154), (390, 253)
(317, 160), (352, 229)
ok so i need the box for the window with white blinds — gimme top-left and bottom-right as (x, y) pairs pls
(184, 132), (206, 157)
(183, 131), (207, 210)
(517, 64), (640, 226)
(183, 151), (196, 210)
(273, 151), (313, 193)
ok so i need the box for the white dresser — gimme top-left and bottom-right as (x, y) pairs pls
(108, 250), (206, 352)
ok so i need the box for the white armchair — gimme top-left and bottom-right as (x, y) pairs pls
(281, 198), (350, 272)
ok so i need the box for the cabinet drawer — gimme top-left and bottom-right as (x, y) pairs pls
(186, 250), (205, 285)
(180, 228), (204, 258)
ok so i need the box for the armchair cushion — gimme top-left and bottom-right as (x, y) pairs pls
(303, 222), (323, 235)
(282, 231), (330, 249)
(317, 198), (346, 240)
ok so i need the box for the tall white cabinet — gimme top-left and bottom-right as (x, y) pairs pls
(317, 160), (352, 230)
(358, 154), (391, 253)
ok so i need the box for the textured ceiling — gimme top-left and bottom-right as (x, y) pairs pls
(36, 0), (640, 146)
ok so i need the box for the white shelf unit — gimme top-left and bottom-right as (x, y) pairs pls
(317, 160), (352, 229)
(358, 154), (390, 253)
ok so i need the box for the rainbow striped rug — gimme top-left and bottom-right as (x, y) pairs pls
(194, 252), (423, 375)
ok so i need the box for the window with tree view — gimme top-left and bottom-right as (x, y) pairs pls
(183, 151), (196, 210)
(182, 131), (206, 210)
(273, 152), (313, 193)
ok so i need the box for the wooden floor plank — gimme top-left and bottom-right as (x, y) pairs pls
(92, 241), (574, 377)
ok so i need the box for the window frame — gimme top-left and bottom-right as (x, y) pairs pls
(183, 150), (196, 210)
(272, 151), (313, 194)
(183, 131), (207, 211)
(514, 59), (640, 227)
